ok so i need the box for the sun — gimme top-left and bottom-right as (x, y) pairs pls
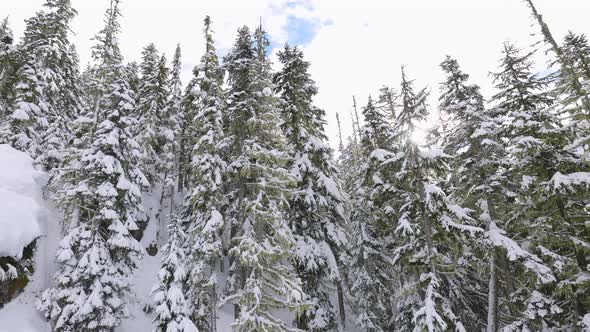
(410, 126), (427, 145)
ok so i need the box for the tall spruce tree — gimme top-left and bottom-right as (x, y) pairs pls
(274, 44), (348, 331)
(136, 44), (172, 184)
(562, 32), (590, 83)
(183, 16), (227, 332)
(222, 26), (304, 331)
(135, 44), (176, 244)
(0, 17), (17, 121)
(37, 1), (148, 330)
(373, 68), (485, 331)
(347, 95), (398, 331)
(152, 214), (199, 332)
(439, 55), (556, 331)
(1, 0), (84, 170)
(376, 85), (398, 124)
(168, 43), (183, 198)
(491, 42), (589, 330)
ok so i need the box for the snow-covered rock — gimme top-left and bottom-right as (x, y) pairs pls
(0, 144), (46, 259)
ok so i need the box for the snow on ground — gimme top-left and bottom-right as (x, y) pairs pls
(0, 144), (52, 331)
(0, 294), (48, 332)
(0, 144), (46, 259)
(0, 164), (362, 331)
(120, 251), (161, 331)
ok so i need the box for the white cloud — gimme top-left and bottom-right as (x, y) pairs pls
(299, 0), (590, 147)
(2, 0), (589, 149)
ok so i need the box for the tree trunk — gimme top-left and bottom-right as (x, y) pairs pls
(210, 277), (217, 332)
(486, 251), (498, 332)
(336, 281), (346, 330)
(485, 198), (499, 332)
(525, 0), (590, 112)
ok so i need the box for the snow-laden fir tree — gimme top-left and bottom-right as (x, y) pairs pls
(274, 44), (348, 331)
(555, 32), (590, 155)
(222, 25), (304, 331)
(490, 42), (589, 330)
(0, 17), (12, 43)
(125, 60), (140, 97)
(135, 44), (174, 184)
(439, 55), (556, 331)
(180, 40), (208, 192)
(524, 0), (590, 114)
(373, 67), (485, 332)
(0, 0), (84, 170)
(182, 16), (226, 332)
(37, 1), (148, 330)
(168, 43), (184, 195)
(135, 44), (177, 244)
(562, 32), (590, 85)
(0, 17), (18, 121)
(346, 95), (398, 331)
(376, 85), (398, 124)
(152, 214), (199, 332)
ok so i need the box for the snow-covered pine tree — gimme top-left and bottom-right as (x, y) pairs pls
(182, 16), (226, 332)
(38, 1), (148, 330)
(135, 44), (176, 244)
(168, 43), (183, 197)
(491, 41), (589, 330)
(1, 0), (84, 170)
(125, 60), (140, 97)
(439, 55), (556, 331)
(152, 214), (198, 332)
(373, 67), (484, 332)
(524, 0), (590, 113)
(562, 32), (590, 84)
(156, 53), (177, 240)
(376, 85), (398, 124)
(0, 17), (12, 43)
(222, 25), (304, 331)
(556, 32), (590, 156)
(0, 17), (18, 121)
(346, 95), (398, 331)
(274, 44), (348, 331)
(136, 44), (171, 183)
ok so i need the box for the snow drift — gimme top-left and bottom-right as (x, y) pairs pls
(0, 144), (46, 259)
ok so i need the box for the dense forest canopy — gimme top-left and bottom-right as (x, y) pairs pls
(0, 0), (588, 331)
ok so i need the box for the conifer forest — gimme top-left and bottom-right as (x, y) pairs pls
(0, 0), (589, 331)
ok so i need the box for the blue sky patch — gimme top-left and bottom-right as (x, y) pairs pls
(285, 15), (319, 46)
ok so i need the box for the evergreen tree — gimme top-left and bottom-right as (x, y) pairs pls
(126, 61), (140, 97)
(168, 43), (183, 197)
(439, 55), (556, 331)
(1, 0), (84, 170)
(135, 44), (176, 244)
(562, 32), (590, 83)
(183, 16), (226, 332)
(376, 85), (398, 124)
(152, 214), (198, 332)
(491, 42), (589, 330)
(136, 43), (172, 184)
(38, 1), (147, 330)
(274, 44), (348, 331)
(524, 0), (590, 113)
(0, 17), (17, 121)
(346, 92), (403, 331)
(372, 68), (483, 331)
(223, 26), (304, 331)
(556, 32), (590, 154)
(360, 95), (394, 153)
(346, 86), (396, 332)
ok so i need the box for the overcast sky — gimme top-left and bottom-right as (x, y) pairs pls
(2, 0), (590, 148)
